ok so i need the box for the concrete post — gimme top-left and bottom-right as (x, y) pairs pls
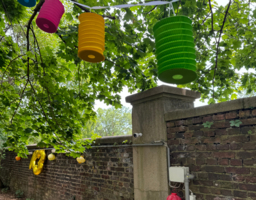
(126, 85), (200, 200)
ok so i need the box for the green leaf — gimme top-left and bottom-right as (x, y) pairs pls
(222, 35), (228, 40)
(66, 13), (73, 21)
(240, 18), (248, 24)
(24, 128), (33, 133)
(231, 93), (237, 100)
(26, 51), (33, 58)
(230, 120), (242, 127)
(124, 9), (134, 21)
(203, 121), (214, 128)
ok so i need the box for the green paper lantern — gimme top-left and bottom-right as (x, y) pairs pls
(153, 16), (197, 84)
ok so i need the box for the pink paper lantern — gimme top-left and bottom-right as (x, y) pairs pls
(167, 193), (182, 200)
(36, 0), (65, 33)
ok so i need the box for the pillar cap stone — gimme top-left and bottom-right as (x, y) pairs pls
(126, 85), (201, 105)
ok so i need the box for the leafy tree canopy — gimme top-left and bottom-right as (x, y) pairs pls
(81, 107), (132, 138)
(0, 0), (255, 157)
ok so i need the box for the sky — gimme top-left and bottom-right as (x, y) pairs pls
(94, 0), (238, 110)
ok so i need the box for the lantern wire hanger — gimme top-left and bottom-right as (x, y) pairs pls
(69, 0), (179, 11)
(169, 2), (176, 17)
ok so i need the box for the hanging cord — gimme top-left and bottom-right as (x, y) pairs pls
(169, 2), (176, 17)
(182, 184), (193, 195)
(169, 2), (171, 17)
(169, 181), (182, 189)
(70, 0), (179, 11)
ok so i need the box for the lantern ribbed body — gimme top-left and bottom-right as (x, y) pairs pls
(78, 13), (105, 63)
(166, 193), (182, 200)
(36, 0), (65, 33)
(18, 0), (36, 7)
(153, 16), (197, 84)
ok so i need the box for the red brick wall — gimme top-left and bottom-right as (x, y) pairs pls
(167, 108), (256, 200)
(0, 147), (133, 200)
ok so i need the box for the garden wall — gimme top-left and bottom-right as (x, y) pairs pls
(165, 97), (256, 200)
(2, 85), (256, 200)
(0, 136), (133, 200)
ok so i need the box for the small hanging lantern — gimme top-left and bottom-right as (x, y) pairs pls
(48, 153), (56, 161)
(36, 0), (65, 33)
(167, 193), (182, 200)
(15, 156), (21, 161)
(153, 16), (197, 84)
(17, 0), (36, 7)
(78, 13), (105, 63)
(76, 155), (86, 164)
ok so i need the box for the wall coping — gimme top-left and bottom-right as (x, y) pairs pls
(126, 85), (201, 105)
(26, 135), (132, 150)
(165, 96), (256, 121)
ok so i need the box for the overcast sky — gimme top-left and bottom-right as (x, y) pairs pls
(94, 0), (236, 110)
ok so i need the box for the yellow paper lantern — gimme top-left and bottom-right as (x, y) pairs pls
(78, 13), (105, 63)
(48, 153), (56, 161)
(76, 156), (86, 164)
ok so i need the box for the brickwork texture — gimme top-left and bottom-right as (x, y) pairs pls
(167, 108), (256, 200)
(0, 147), (133, 200)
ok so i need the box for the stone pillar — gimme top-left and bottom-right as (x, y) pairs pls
(126, 85), (200, 200)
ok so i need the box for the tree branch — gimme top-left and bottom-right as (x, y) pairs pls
(26, 0), (45, 81)
(212, 0), (232, 99)
(56, 31), (66, 44)
(1, 54), (26, 90)
(30, 26), (61, 128)
(29, 81), (64, 146)
(30, 26), (43, 64)
(10, 80), (28, 124)
(208, 0), (214, 31)
(0, 0), (13, 25)
(201, 12), (211, 26)
(18, 20), (26, 37)
(31, 26), (38, 68)
(105, 58), (127, 71)
(29, 80), (49, 123)
(102, 15), (116, 20)
(0, 35), (5, 43)
(70, 0), (116, 20)
(144, 6), (157, 16)
(248, 0), (251, 26)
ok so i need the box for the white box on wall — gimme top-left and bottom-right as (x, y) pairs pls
(169, 167), (189, 183)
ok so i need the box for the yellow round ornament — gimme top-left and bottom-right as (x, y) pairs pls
(77, 156), (85, 164)
(48, 153), (56, 161)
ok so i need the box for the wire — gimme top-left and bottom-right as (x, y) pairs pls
(169, 181), (181, 189)
(169, 2), (176, 17)
(169, 3), (171, 17)
(70, 0), (179, 11)
(182, 184), (193, 195)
